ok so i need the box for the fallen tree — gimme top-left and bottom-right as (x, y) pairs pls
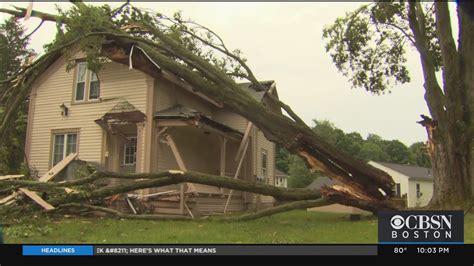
(0, 168), (394, 221)
(0, 1), (399, 219)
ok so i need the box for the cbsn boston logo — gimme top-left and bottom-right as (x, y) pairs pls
(378, 211), (464, 244)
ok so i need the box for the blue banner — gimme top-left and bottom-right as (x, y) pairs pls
(23, 245), (94, 256)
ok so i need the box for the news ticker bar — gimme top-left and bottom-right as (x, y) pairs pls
(22, 245), (378, 256)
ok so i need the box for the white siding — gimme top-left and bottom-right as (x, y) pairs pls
(369, 161), (433, 207)
(408, 180), (433, 207)
(253, 128), (276, 204)
(213, 108), (248, 132)
(28, 54), (151, 176)
(154, 77), (214, 116)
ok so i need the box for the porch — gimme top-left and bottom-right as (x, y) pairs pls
(98, 102), (254, 216)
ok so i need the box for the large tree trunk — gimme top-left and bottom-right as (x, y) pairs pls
(409, 2), (473, 209)
(458, 3), (474, 208)
(429, 129), (471, 208)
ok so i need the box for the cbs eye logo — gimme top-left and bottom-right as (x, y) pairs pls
(390, 215), (405, 230)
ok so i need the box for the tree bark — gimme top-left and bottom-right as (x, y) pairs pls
(408, 2), (473, 209)
(57, 203), (193, 221)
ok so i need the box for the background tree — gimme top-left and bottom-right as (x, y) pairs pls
(287, 155), (320, 188)
(384, 140), (410, 164)
(0, 17), (34, 174)
(409, 141), (431, 168)
(323, 2), (473, 208)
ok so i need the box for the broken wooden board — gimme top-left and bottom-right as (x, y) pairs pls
(39, 153), (77, 182)
(0, 193), (16, 205)
(3, 199), (15, 206)
(64, 188), (77, 194)
(0, 175), (24, 181)
(164, 134), (222, 195)
(234, 122), (253, 161)
(19, 188), (55, 210)
(224, 137), (250, 213)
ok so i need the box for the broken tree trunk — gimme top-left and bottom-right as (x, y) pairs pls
(0, 3), (396, 213)
(56, 198), (332, 222)
(58, 203), (192, 221)
(1, 169), (396, 214)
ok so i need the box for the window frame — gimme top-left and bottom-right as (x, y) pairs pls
(88, 71), (100, 100)
(416, 183), (421, 198)
(395, 183), (401, 197)
(123, 137), (138, 166)
(74, 62), (87, 102)
(51, 131), (78, 167)
(73, 61), (101, 103)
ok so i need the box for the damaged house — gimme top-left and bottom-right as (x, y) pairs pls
(24, 47), (281, 216)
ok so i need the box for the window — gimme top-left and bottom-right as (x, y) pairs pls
(416, 183), (421, 198)
(75, 62), (86, 101)
(261, 149), (268, 182)
(74, 62), (100, 102)
(124, 137), (137, 165)
(52, 133), (77, 166)
(89, 72), (100, 100)
(395, 183), (401, 197)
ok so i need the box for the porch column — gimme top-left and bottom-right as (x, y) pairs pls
(220, 137), (227, 193)
(136, 122), (146, 173)
(107, 134), (121, 186)
(220, 137), (227, 176)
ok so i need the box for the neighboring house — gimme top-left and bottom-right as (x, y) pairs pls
(369, 161), (433, 208)
(306, 176), (368, 215)
(24, 48), (280, 215)
(275, 169), (288, 188)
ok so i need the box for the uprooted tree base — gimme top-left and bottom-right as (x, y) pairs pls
(0, 1), (400, 217)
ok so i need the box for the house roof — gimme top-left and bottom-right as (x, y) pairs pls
(154, 104), (243, 137)
(238, 80), (274, 102)
(275, 169), (289, 177)
(107, 100), (139, 114)
(375, 162), (433, 181)
(96, 100), (146, 124)
(154, 104), (200, 119)
(307, 176), (338, 190)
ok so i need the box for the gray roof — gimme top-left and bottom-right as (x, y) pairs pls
(238, 80), (274, 101)
(307, 176), (338, 189)
(154, 104), (200, 119)
(108, 99), (139, 113)
(154, 104), (243, 136)
(97, 100), (146, 124)
(376, 162), (433, 181)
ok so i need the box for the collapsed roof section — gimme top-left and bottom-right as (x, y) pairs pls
(154, 104), (243, 139)
(237, 80), (274, 102)
(102, 42), (277, 108)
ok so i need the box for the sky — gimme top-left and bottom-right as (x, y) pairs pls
(1, 2), (457, 146)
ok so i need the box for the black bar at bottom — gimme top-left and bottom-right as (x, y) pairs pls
(93, 244), (377, 256)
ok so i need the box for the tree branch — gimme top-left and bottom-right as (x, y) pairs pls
(111, 0), (130, 18)
(434, 2), (463, 121)
(407, 2), (446, 123)
(220, 198), (331, 221)
(0, 6), (59, 22)
(57, 203), (192, 220)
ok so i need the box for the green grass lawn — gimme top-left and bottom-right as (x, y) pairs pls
(2, 211), (473, 244)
